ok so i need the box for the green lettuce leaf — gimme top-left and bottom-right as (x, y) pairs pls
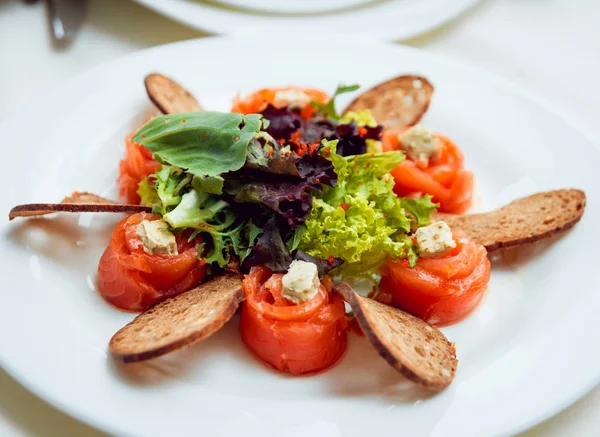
(400, 196), (438, 228)
(299, 141), (424, 279)
(138, 167), (190, 215)
(163, 190), (230, 230)
(132, 112), (264, 194)
(137, 177), (161, 212)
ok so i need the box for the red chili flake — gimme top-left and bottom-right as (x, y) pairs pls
(198, 260), (207, 266)
(328, 256), (335, 265)
(358, 126), (368, 137)
(296, 143), (309, 157)
(201, 133), (207, 140)
(340, 202), (350, 211)
(278, 138), (286, 145)
(182, 119), (187, 123)
(324, 148), (331, 156)
(267, 149), (273, 157)
(315, 177), (320, 183)
(383, 213), (388, 218)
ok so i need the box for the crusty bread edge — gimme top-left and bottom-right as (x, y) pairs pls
(485, 210), (585, 252)
(435, 189), (587, 252)
(110, 283), (244, 363)
(144, 73), (202, 115)
(334, 282), (456, 391)
(145, 73), (171, 115)
(9, 203), (151, 220)
(343, 75), (434, 128)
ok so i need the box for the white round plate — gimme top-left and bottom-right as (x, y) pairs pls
(1, 35), (599, 437)
(132, 0), (482, 41)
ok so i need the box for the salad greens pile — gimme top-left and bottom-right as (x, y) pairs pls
(132, 90), (437, 281)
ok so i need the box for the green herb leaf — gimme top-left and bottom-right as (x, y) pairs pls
(310, 83), (360, 120)
(334, 84), (361, 96)
(132, 112), (264, 194)
(239, 221), (263, 263)
(286, 225), (305, 252)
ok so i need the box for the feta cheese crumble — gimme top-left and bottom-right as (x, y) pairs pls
(397, 124), (441, 163)
(415, 221), (456, 258)
(136, 220), (178, 256)
(273, 89), (310, 107)
(282, 260), (320, 304)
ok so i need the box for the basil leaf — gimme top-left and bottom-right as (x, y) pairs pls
(133, 112), (264, 194)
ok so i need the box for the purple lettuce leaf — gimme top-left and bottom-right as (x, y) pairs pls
(260, 104), (303, 141)
(332, 121), (383, 157)
(233, 180), (316, 229)
(242, 216), (292, 273)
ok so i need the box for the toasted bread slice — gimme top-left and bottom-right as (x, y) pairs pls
(334, 282), (457, 391)
(434, 189), (586, 252)
(344, 75), (433, 130)
(8, 191), (149, 220)
(110, 274), (244, 363)
(145, 73), (203, 114)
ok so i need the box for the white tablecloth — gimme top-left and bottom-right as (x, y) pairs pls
(1, 0), (599, 436)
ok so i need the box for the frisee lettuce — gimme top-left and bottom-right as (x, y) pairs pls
(298, 141), (437, 280)
(138, 166), (251, 269)
(400, 196), (439, 229)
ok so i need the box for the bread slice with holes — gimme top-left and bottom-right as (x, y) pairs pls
(434, 189), (586, 252)
(110, 274), (243, 363)
(334, 282), (457, 391)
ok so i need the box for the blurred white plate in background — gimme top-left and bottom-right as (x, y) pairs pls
(210, 0), (377, 14)
(132, 0), (483, 41)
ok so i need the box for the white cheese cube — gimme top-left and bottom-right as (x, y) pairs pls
(136, 220), (178, 256)
(273, 89), (310, 107)
(282, 260), (320, 304)
(397, 124), (441, 163)
(415, 221), (456, 258)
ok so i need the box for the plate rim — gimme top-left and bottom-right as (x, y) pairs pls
(1, 34), (599, 437)
(130, 0), (483, 41)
